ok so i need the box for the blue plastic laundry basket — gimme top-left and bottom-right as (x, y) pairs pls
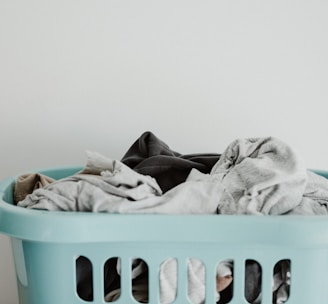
(1, 167), (328, 304)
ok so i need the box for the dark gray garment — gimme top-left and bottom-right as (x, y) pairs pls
(121, 131), (220, 192)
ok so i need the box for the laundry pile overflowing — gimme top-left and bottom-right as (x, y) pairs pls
(14, 132), (328, 304)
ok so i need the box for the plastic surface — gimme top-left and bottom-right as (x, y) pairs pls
(0, 167), (328, 303)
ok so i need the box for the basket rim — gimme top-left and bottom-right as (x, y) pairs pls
(1, 166), (328, 245)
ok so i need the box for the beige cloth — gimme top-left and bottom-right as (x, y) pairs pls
(14, 173), (55, 204)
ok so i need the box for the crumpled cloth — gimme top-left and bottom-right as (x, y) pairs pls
(17, 151), (225, 214)
(17, 136), (328, 215)
(287, 170), (328, 215)
(208, 137), (328, 215)
(121, 131), (220, 192)
(210, 137), (308, 215)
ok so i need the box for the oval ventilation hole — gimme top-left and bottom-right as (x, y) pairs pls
(131, 258), (149, 303)
(217, 259), (234, 304)
(187, 258), (206, 304)
(104, 257), (121, 302)
(272, 259), (291, 304)
(245, 259), (262, 303)
(76, 256), (93, 301)
(160, 258), (177, 304)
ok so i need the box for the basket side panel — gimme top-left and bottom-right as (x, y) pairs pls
(10, 239), (328, 304)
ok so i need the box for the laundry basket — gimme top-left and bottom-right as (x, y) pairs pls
(1, 167), (328, 304)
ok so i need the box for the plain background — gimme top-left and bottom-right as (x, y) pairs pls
(1, 0), (328, 303)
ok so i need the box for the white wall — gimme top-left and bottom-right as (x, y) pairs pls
(1, 0), (328, 302)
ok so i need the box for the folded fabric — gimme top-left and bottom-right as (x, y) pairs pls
(121, 131), (220, 192)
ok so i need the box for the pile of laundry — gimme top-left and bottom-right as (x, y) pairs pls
(13, 132), (328, 304)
